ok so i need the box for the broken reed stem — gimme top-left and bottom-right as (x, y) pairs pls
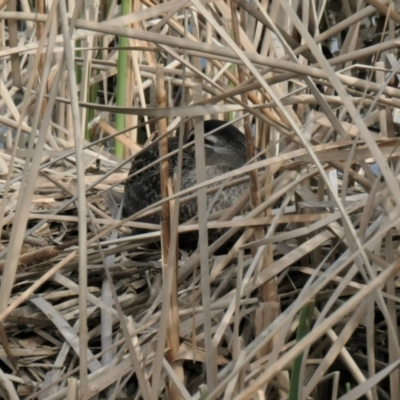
(156, 65), (182, 400)
(230, 0), (279, 361)
(193, 84), (217, 393)
(36, 0), (48, 118)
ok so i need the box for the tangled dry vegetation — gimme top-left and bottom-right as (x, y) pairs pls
(1, 0), (400, 399)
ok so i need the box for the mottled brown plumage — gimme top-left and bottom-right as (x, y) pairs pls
(123, 119), (250, 251)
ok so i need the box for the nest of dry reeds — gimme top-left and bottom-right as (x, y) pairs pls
(1, 0), (400, 399)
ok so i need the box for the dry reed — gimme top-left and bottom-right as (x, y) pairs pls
(0, 1), (400, 399)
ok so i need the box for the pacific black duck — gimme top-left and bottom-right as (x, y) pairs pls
(123, 119), (253, 251)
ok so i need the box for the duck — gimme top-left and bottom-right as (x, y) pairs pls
(122, 119), (252, 251)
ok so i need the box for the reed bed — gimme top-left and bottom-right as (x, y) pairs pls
(1, 0), (400, 399)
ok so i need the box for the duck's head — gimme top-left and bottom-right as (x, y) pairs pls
(186, 119), (247, 169)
